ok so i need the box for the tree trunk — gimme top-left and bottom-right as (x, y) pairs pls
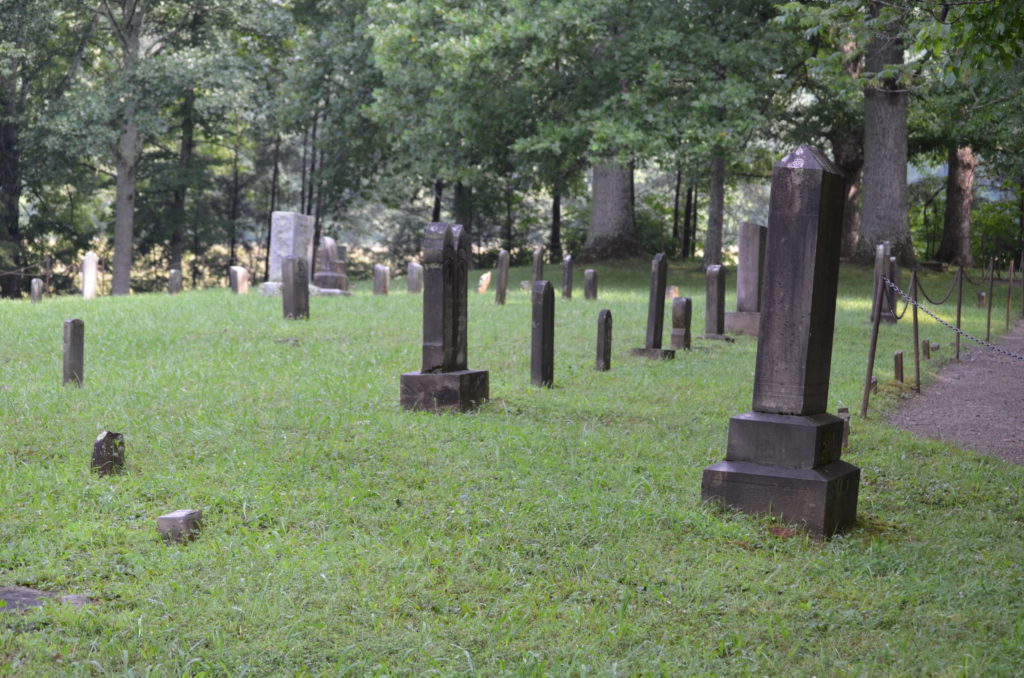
(169, 88), (196, 271)
(830, 129), (864, 259)
(549, 189), (562, 262)
(681, 185), (693, 260)
(856, 5), (913, 265)
(671, 169), (682, 242)
(264, 134), (281, 282)
(936, 146), (976, 267)
(0, 116), (24, 298)
(306, 114), (318, 216)
(453, 181), (473, 240)
(431, 179), (444, 222)
(583, 163), (636, 259)
(704, 154), (725, 268)
(228, 145), (240, 269)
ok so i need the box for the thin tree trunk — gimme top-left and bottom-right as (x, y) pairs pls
(549, 189), (562, 262)
(671, 169), (682, 242)
(228, 144), (240, 269)
(681, 184), (693, 260)
(264, 134), (280, 282)
(704, 153), (725, 268)
(306, 114), (317, 216)
(169, 87), (195, 271)
(0, 117), (24, 298)
(111, 109), (139, 295)
(299, 127), (308, 214)
(831, 129), (863, 259)
(936, 146), (976, 267)
(690, 187), (699, 258)
(431, 179), (444, 222)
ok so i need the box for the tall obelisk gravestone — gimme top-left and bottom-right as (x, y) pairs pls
(701, 146), (859, 538)
(400, 223), (489, 412)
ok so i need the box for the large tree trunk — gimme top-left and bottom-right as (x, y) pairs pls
(831, 129), (864, 259)
(111, 109), (139, 295)
(0, 116), (24, 298)
(583, 163), (636, 259)
(453, 181), (473, 241)
(936, 146), (976, 266)
(704, 154), (725, 268)
(856, 5), (914, 265)
(263, 134), (280, 282)
(169, 88), (195, 271)
(431, 179), (444, 222)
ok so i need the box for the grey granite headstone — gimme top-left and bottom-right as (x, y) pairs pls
(495, 249), (509, 305)
(63, 319), (84, 386)
(407, 261), (423, 293)
(266, 211), (315, 283)
(168, 269), (183, 295)
(702, 145), (860, 538)
(699, 264), (732, 341)
(531, 280), (554, 387)
(562, 255), (573, 300)
(229, 266), (249, 294)
(373, 264), (390, 295)
(92, 430), (125, 476)
(725, 222), (766, 336)
(282, 256), (310, 319)
(671, 297), (692, 351)
(631, 254), (674, 359)
(157, 509), (203, 543)
(584, 269), (597, 300)
(30, 278), (43, 303)
(596, 309), (612, 371)
(531, 246), (545, 286)
(82, 251), (98, 299)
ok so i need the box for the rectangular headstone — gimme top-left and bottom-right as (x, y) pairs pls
(229, 266), (249, 294)
(700, 264), (729, 340)
(373, 264), (390, 295)
(562, 255), (573, 300)
(30, 278), (43, 303)
(82, 251), (98, 299)
(91, 430), (125, 476)
(531, 246), (545, 286)
(671, 297), (692, 350)
(478, 271), (491, 294)
(495, 249), (509, 305)
(313, 236), (347, 290)
(282, 256), (310, 319)
(596, 309), (612, 371)
(168, 269), (183, 295)
(631, 254), (675, 359)
(584, 269), (597, 300)
(894, 350), (904, 382)
(407, 261), (423, 293)
(736, 222), (767, 312)
(268, 211), (315, 282)
(531, 280), (554, 387)
(63, 318), (84, 386)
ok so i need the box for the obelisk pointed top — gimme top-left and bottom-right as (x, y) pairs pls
(776, 145), (843, 176)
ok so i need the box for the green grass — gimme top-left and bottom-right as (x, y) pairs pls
(2, 261), (1022, 677)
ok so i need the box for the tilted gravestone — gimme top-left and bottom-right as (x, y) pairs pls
(671, 297), (692, 351)
(92, 431), (125, 476)
(478, 271), (492, 294)
(725, 222), (766, 336)
(229, 266), (249, 294)
(373, 264), (390, 295)
(584, 269), (598, 300)
(596, 309), (612, 371)
(260, 211), (314, 295)
(562, 255), (573, 300)
(531, 280), (555, 387)
(30, 278), (43, 303)
(702, 146), (859, 538)
(630, 254), (675, 360)
(699, 265), (733, 341)
(82, 251), (98, 299)
(495, 249), (509, 305)
(282, 256), (310, 319)
(400, 223), (489, 411)
(168, 269), (183, 295)
(407, 262), (423, 293)
(531, 246), (545, 286)
(63, 319), (84, 386)
(313, 236), (349, 292)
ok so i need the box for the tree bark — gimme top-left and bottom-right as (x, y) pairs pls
(453, 181), (473, 241)
(830, 129), (864, 259)
(671, 169), (682, 242)
(704, 154), (725, 268)
(583, 163), (636, 259)
(263, 134), (280, 282)
(0, 116), (24, 298)
(169, 88), (195, 271)
(681, 184), (693, 260)
(431, 179), (444, 222)
(549, 189), (562, 262)
(936, 146), (976, 267)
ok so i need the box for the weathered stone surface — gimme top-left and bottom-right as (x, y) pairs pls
(92, 431), (125, 476)
(313, 239), (350, 291)
(268, 212), (315, 282)
(282, 256), (310, 319)
(922, 339), (931, 360)
(584, 269), (597, 300)
(671, 297), (692, 351)
(596, 309), (612, 371)
(646, 254), (667, 349)
(562, 255), (573, 300)
(478, 271), (492, 294)
(312, 270), (347, 290)
(157, 509), (203, 543)
(400, 370), (489, 411)
(82, 251), (98, 299)
(452, 225), (470, 371)
(0, 587), (90, 613)
(978, 291), (987, 307)
(723, 311), (760, 336)
(495, 249), (509, 305)
(701, 264), (727, 339)
(726, 412), (843, 468)
(30, 278), (43, 303)
(373, 264), (390, 295)
(736, 222), (767, 312)
(532, 280), (554, 387)
(168, 269), (183, 295)
(894, 350), (904, 382)
(837, 407), (851, 450)
(665, 285), (679, 300)
(531, 246), (545, 286)
(63, 318), (84, 386)
(421, 224), (457, 373)
(229, 266), (249, 294)
(407, 262), (423, 294)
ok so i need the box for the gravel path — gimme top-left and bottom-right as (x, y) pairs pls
(888, 319), (1024, 465)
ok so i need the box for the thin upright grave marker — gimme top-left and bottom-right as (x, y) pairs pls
(478, 272), (492, 294)
(596, 309), (612, 371)
(400, 223), (488, 411)
(531, 280), (555, 386)
(63, 319), (85, 386)
(698, 265), (733, 341)
(407, 262), (423, 294)
(495, 249), (509, 305)
(671, 297), (692, 351)
(30, 278), (43, 303)
(373, 264), (390, 295)
(82, 251), (98, 299)
(282, 256), (310, 319)
(630, 254), (675, 360)
(229, 266), (249, 294)
(168, 269), (183, 295)
(702, 145), (859, 538)
(562, 255), (573, 300)
(584, 269), (598, 300)
(531, 246), (545, 286)
(724, 222), (766, 336)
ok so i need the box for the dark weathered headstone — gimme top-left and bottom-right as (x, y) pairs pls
(531, 246), (545, 286)
(725, 222), (766, 336)
(631, 254), (675, 360)
(894, 350), (904, 382)
(168, 269), (183, 295)
(282, 256), (310, 319)
(671, 297), (692, 350)
(313, 236), (348, 291)
(922, 339), (931, 360)
(837, 407), (851, 450)
(63, 319), (84, 386)
(30, 278), (43, 303)
(157, 509), (203, 543)
(977, 291), (986, 308)
(702, 145), (860, 538)
(584, 269), (597, 300)
(699, 264), (732, 341)
(373, 264), (390, 295)
(400, 223), (489, 411)
(92, 430), (125, 476)
(407, 262), (423, 294)
(562, 255), (573, 300)
(596, 309), (612, 371)
(229, 266), (249, 294)
(531, 280), (555, 386)
(495, 249), (509, 305)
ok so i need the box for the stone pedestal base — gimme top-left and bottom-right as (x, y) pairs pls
(629, 347), (676, 360)
(313, 271), (349, 291)
(400, 370), (489, 412)
(701, 460), (859, 537)
(726, 411), (843, 468)
(724, 311), (760, 336)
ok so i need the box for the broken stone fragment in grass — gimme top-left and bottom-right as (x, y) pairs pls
(91, 431), (125, 476)
(157, 509), (203, 543)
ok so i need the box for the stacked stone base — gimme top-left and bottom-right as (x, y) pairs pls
(724, 311), (760, 336)
(400, 370), (489, 412)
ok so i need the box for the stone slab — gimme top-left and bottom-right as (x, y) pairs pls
(629, 347), (676, 360)
(400, 369), (489, 412)
(0, 587), (90, 613)
(268, 212), (314, 282)
(724, 311), (761, 336)
(157, 509), (203, 543)
(725, 411), (843, 469)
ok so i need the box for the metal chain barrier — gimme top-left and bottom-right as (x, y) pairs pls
(915, 274), (957, 305)
(882, 276), (1024, 362)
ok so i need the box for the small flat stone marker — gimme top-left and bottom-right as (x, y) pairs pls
(0, 587), (90, 613)
(478, 271), (492, 294)
(584, 269), (598, 300)
(532, 280), (555, 386)
(229, 266), (249, 294)
(699, 264), (733, 341)
(977, 291), (987, 307)
(373, 264), (390, 295)
(92, 431), (125, 476)
(671, 297), (692, 351)
(894, 350), (904, 382)
(407, 262), (423, 293)
(495, 249), (509, 305)
(30, 278), (43, 303)
(282, 256), (310, 319)
(631, 254), (675, 360)
(531, 246), (545, 286)
(63, 318), (84, 386)
(168, 269), (183, 295)
(596, 309), (612, 371)
(157, 509), (203, 543)
(562, 255), (573, 300)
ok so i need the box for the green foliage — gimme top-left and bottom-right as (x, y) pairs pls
(972, 199), (1021, 265)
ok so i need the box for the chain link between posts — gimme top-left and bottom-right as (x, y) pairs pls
(881, 276), (1024, 362)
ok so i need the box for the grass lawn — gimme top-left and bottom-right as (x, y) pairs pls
(2, 260), (1022, 676)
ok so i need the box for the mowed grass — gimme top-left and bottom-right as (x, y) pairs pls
(2, 260), (1022, 677)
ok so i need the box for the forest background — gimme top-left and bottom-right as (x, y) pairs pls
(1, 0), (1022, 297)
